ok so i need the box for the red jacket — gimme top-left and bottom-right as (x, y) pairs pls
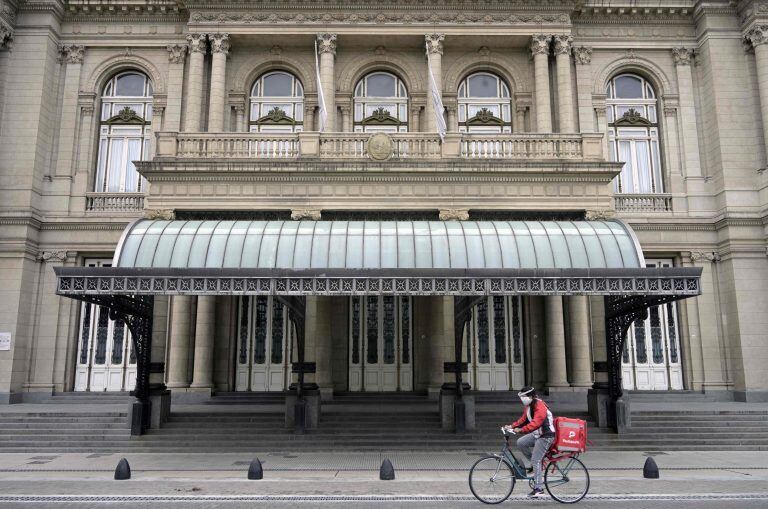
(509, 399), (555, 437)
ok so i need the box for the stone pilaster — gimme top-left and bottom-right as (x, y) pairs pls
(746, 26), (768, 160)
(167, 296), (193, 388)
(545, 296), (569, 389)
(567, 296), (592, 388)
(54, 45), (85, 179)
(165, 44), (187, 132)
(190, 296), (215, 391)
(530, 34), (552, 132)
(207, 33), (230, 132)
(672, 47), (703, 178)
(183, 33), (206, 132)
(553, 35), (575, 132)
(573, 45), (594, 132)
(317, 33), (337, 131)
(514, 105), (527, 133)
(425, 33), (445, 133)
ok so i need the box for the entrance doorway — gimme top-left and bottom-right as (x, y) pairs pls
(348, 296), (413, 391)
(468, 296), (525, 391)
(235, 296), (291, 391)
(622, 259), (684, 390)
(74, 259), (137, 391)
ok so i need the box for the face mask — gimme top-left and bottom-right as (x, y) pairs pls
(520, 396), (533, 406)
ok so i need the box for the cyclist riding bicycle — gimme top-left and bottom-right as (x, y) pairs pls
(505, 386), (555, 499)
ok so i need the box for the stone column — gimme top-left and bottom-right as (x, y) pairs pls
(410, 105), (422, 132)
(183, 33), (206, 132)
(313, 297), (334, 400)
(545, 296), (569, 389)
(514, 105), (527, 133)
(165, 44), (187, 131)
(317, 33), (337, 131)
(748, 26), (768, 157)
(55, 45), (84, 179)
(304, 104), (315, 131)
(594, 101), (610, 159)
(425, 33), (445, 133)
(191, 296), (215, 391)
(671, 47), (703, 177)
(530, 34), (552, 132)
(339, 104), (352, 132)
(568, 296), (592, 388)
(167, 296), (193, 388)
(553, 35), (575, 132)
(233, 104), (246, 132)
(446, 105), (458, 133)
(207, 33), (230, 132)
(573, 46), (594, 132)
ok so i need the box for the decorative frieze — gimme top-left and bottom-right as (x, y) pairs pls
(209, 33), (230, 55)
(671, 47), (694, 66)
(36, 251), (68, 263)
(316, 33), (337, 55)
(167, 43), (187, 64)
(145, 209), (175, 220)
(439, 209), (469, 221)
(553, 34), (573, 55)
(573, 45), (592, 65)
(187, 33), (207, 54)
(59, 44), (85, 64)
(291, 209), (322, 221)
(425, 33), (445, 55)
(529, 34), (551, 56)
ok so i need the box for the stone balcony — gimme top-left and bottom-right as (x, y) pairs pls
(85, 192), (145, 213)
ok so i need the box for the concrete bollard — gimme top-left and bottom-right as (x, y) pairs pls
(248, 458), (264, 480)
(114, 458), (131, 480)
(380, 458), (395, 480)
(643, 457), (659, 479)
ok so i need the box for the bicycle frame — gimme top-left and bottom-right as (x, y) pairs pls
(499, 431), (580, 483)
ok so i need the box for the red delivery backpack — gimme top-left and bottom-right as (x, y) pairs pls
(553, 417), (588, 453)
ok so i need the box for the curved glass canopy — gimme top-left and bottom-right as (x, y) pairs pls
(115, 220), (644, 271)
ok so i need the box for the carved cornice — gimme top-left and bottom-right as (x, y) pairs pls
(573, 45), (592, 64)
(36, 250), (68, 263)
(64, 0), (182, 20)
(672, 46), (694, 66)
(553, 34), (572, 55)
(209, 33), (230, 55)
(317, 33), (337, 55)
(187, 33), (206, 54)
(530, 34), (552, 56)
(425, 33), (445, 55)
(167, 44), (187, 64)
(574, 5), (694, 25)
(59, 44), (85, 64)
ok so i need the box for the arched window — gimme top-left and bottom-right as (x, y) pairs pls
(354, 72), (408, 132)
(606, 74), (663, 194)
(95, 71), (153, 193)
(458, 72), (512, 133)
(250, 71), (304, 132)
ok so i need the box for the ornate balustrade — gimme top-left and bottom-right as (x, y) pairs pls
(156, 131), (605, 162)
(614, 193), (673, 213)
(85, 192), (145, 213)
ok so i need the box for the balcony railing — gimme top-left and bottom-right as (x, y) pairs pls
(86, 192), (145, 213)
(614, 193), (672, 213)
(156, 132), (605, 161)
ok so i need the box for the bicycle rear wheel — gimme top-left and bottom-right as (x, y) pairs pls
(544, 457), (590, 504)
(468, 456), (516, 504)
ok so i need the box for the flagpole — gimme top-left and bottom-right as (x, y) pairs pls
(315, 40), (327, 133)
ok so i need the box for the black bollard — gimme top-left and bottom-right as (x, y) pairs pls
(380, 458), (395, 480)
(643, 457), (659, 479)
(114, 458), (131, 480)
(247, 458), (264, 480)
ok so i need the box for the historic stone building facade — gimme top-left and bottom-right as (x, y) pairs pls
(1, 0), (767, 407)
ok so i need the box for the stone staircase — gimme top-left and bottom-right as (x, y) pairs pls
(0, 391), (767, 453)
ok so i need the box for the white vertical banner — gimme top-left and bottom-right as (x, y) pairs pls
(426, 45), (446, 141)
(315, 40), (328, 133)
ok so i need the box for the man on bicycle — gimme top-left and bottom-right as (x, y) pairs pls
(505, 386), (555, 499)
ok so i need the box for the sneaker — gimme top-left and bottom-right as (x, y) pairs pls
(526, 466), (534, 474)
(527, 488), (546, 499)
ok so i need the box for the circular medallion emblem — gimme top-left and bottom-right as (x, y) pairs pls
(367, 133), (394, 161)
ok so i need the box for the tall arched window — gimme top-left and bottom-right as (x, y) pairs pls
(606, 74), (663, 194)
(95, 71), (153, 193)
(250, 71), (304, 132)
(458, 72), (512, 133)
(354, 72), (408, 132)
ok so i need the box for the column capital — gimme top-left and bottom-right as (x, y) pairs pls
(672, 47), (694, 66)
(573, 45), (592, 65)
(0, 23), (12, 50)
(59, 44), (85, 64)
(316, 33), (337, 55)
(167, 43), (187, 64)
(187, 33), (207, 54)
(553, 34), (573, 56)
(209, 33), (230, 55)
(747, 24), (768, 47)
(425, 33), (445, 55)
(530, 34), (552, 56)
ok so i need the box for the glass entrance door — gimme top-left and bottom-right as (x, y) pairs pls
(622, 259), (683, 390)
(348, 296), (412, 391)
(469, 296), (525, 391)
(235, 296), (291, 392)
(74, 259), (136, 391)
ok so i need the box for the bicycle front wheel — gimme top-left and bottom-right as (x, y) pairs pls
(544, 457), (590, 504)
(468, 456), (516, 504)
